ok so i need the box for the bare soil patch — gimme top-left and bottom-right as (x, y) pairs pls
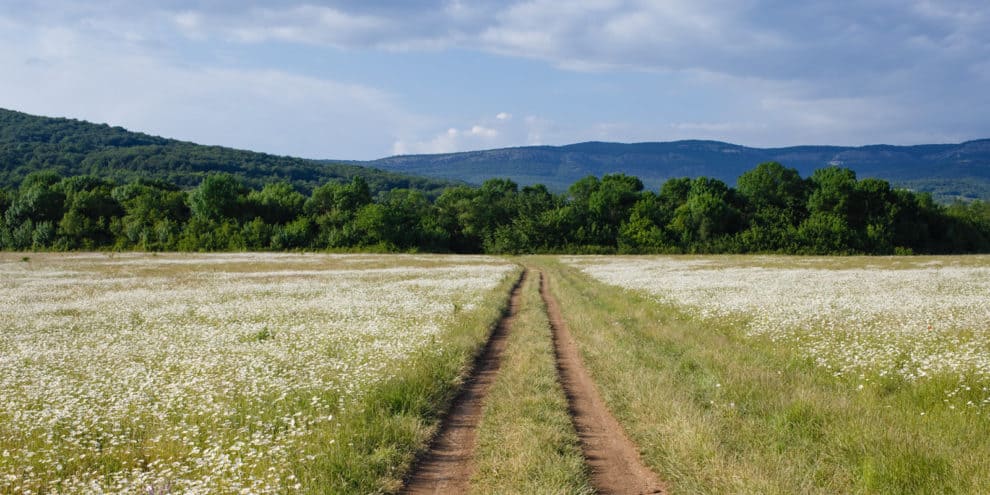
(540, 271), (666, 495)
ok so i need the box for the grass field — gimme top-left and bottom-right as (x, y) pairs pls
(3, 252), (989, 493)
(546, 255), (990, 494)
(0, 253), (517, 493)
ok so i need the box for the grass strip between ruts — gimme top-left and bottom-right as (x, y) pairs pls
(471, 268), (594, 494)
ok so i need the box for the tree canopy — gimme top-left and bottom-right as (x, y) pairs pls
(2, 163), (989, 254)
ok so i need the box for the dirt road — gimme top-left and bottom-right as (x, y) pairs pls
(403, 268), (665, 494)
(540, 271), (666, 495)
(402, 270), (527, 494)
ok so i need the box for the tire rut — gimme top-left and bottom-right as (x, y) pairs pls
(402, 269), (527, 495)
(539, 271), (666, 495)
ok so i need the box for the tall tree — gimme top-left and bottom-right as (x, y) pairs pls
(245, 181), (306, 225)
(187, 173), (246, 222)
(736, 162), (808, 251)
(668, 177), (742, 251)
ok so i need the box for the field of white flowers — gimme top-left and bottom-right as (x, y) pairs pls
(567, 256), (990, 410)
(0, 253), (513, 493)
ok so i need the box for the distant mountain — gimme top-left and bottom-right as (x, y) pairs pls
(4, 108), (987, 203)
(360, 140), (990, 202)
(0, 108), (459, 196)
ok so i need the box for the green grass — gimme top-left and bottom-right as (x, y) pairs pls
(471, 270), (593, 494)
(291, 266), (525, 493)
(531, 257), (990, 494)
(0, 254), (521, 494)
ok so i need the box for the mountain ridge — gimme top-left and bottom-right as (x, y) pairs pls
(3, 107), (988, 202)
(357, 138), (990, 201)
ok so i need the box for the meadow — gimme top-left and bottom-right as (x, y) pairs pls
(0, 253), (516, 493)
(2, 253), (989, 494)
(550, 255), (990, 493)
(566, 255), (990, 412)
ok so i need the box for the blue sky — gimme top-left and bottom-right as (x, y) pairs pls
(2, 1), (988, 159)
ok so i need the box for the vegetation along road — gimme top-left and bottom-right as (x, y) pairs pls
(403, 265), (668, 494)
(403, 270), (527, 493)
(406, 255), (990, 494)
(3, 253), (987, 493)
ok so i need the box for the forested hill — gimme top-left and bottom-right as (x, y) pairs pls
(362, 139), (990, 202)
(0, 108), (458, 196)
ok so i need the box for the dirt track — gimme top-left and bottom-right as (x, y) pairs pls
(403, 268), (665, 494)
(540, 271), (666, 495)
(402, 270), (527, 494)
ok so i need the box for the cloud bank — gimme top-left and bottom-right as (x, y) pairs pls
(1, 1), (987, 157)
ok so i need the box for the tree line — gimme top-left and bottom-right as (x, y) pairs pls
(2, 162), (989, 254)
(0, 107), (457, 197)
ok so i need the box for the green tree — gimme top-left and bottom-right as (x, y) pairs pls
(306, 177), (373, 248)
(618, 192), (673, 252)
(241, 216), (275, 250)
(3, 172), (67, 249)
(668, 177), (742, 251)
(736, 162), (808, 252)
(507, 184), (560, 252)
(178, 217), (245, 251)
(588, 174), (644, 245)
(801, 167), (859, 253)
(5, 176), (66, 226)
(271, 217), (314, 250)
(245, 182), (306, 225)
(737, 162), (807, 217)
(433, 179), (520, 253)
(807, 167), (857, 217)
(853, 178), (897, 253)
(187, 173), (246, 221)
(942, 200), (990, 252)
(888, 189), (932, 252)
(658, 177), (692, 211)
(561, 174), (644, 248)
(435, 186), (482, 253)
(0, 190), (11, 219)
(349, 189), (445, 251)
(798, 212), (856, 254)
(113, 182), (189, 250)
(54, 176), (124, 249)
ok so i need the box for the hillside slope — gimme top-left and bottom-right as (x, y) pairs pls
(363, 140), (990, 201)
(5, 108), (987, 202)
(0, 108), (458, 196)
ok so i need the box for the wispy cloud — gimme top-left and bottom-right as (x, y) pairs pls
(165, 1), (989, 145)
(1, 0), (988, 158)
(0, 14), (422, 159)
(393, 114), (513, 155)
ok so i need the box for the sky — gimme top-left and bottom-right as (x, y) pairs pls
(1, 1), (988, 160)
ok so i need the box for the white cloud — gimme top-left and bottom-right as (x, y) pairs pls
(2, 1), (988, 157)
(0, 19), (423, 159)
(393, 122), (499, 155)
(150, 1), (990, 146)
(469, 125), (498, 137)
(390, 112), (672, 155)
(223, 5), (389, 46)
(393, 113), (555, 155)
